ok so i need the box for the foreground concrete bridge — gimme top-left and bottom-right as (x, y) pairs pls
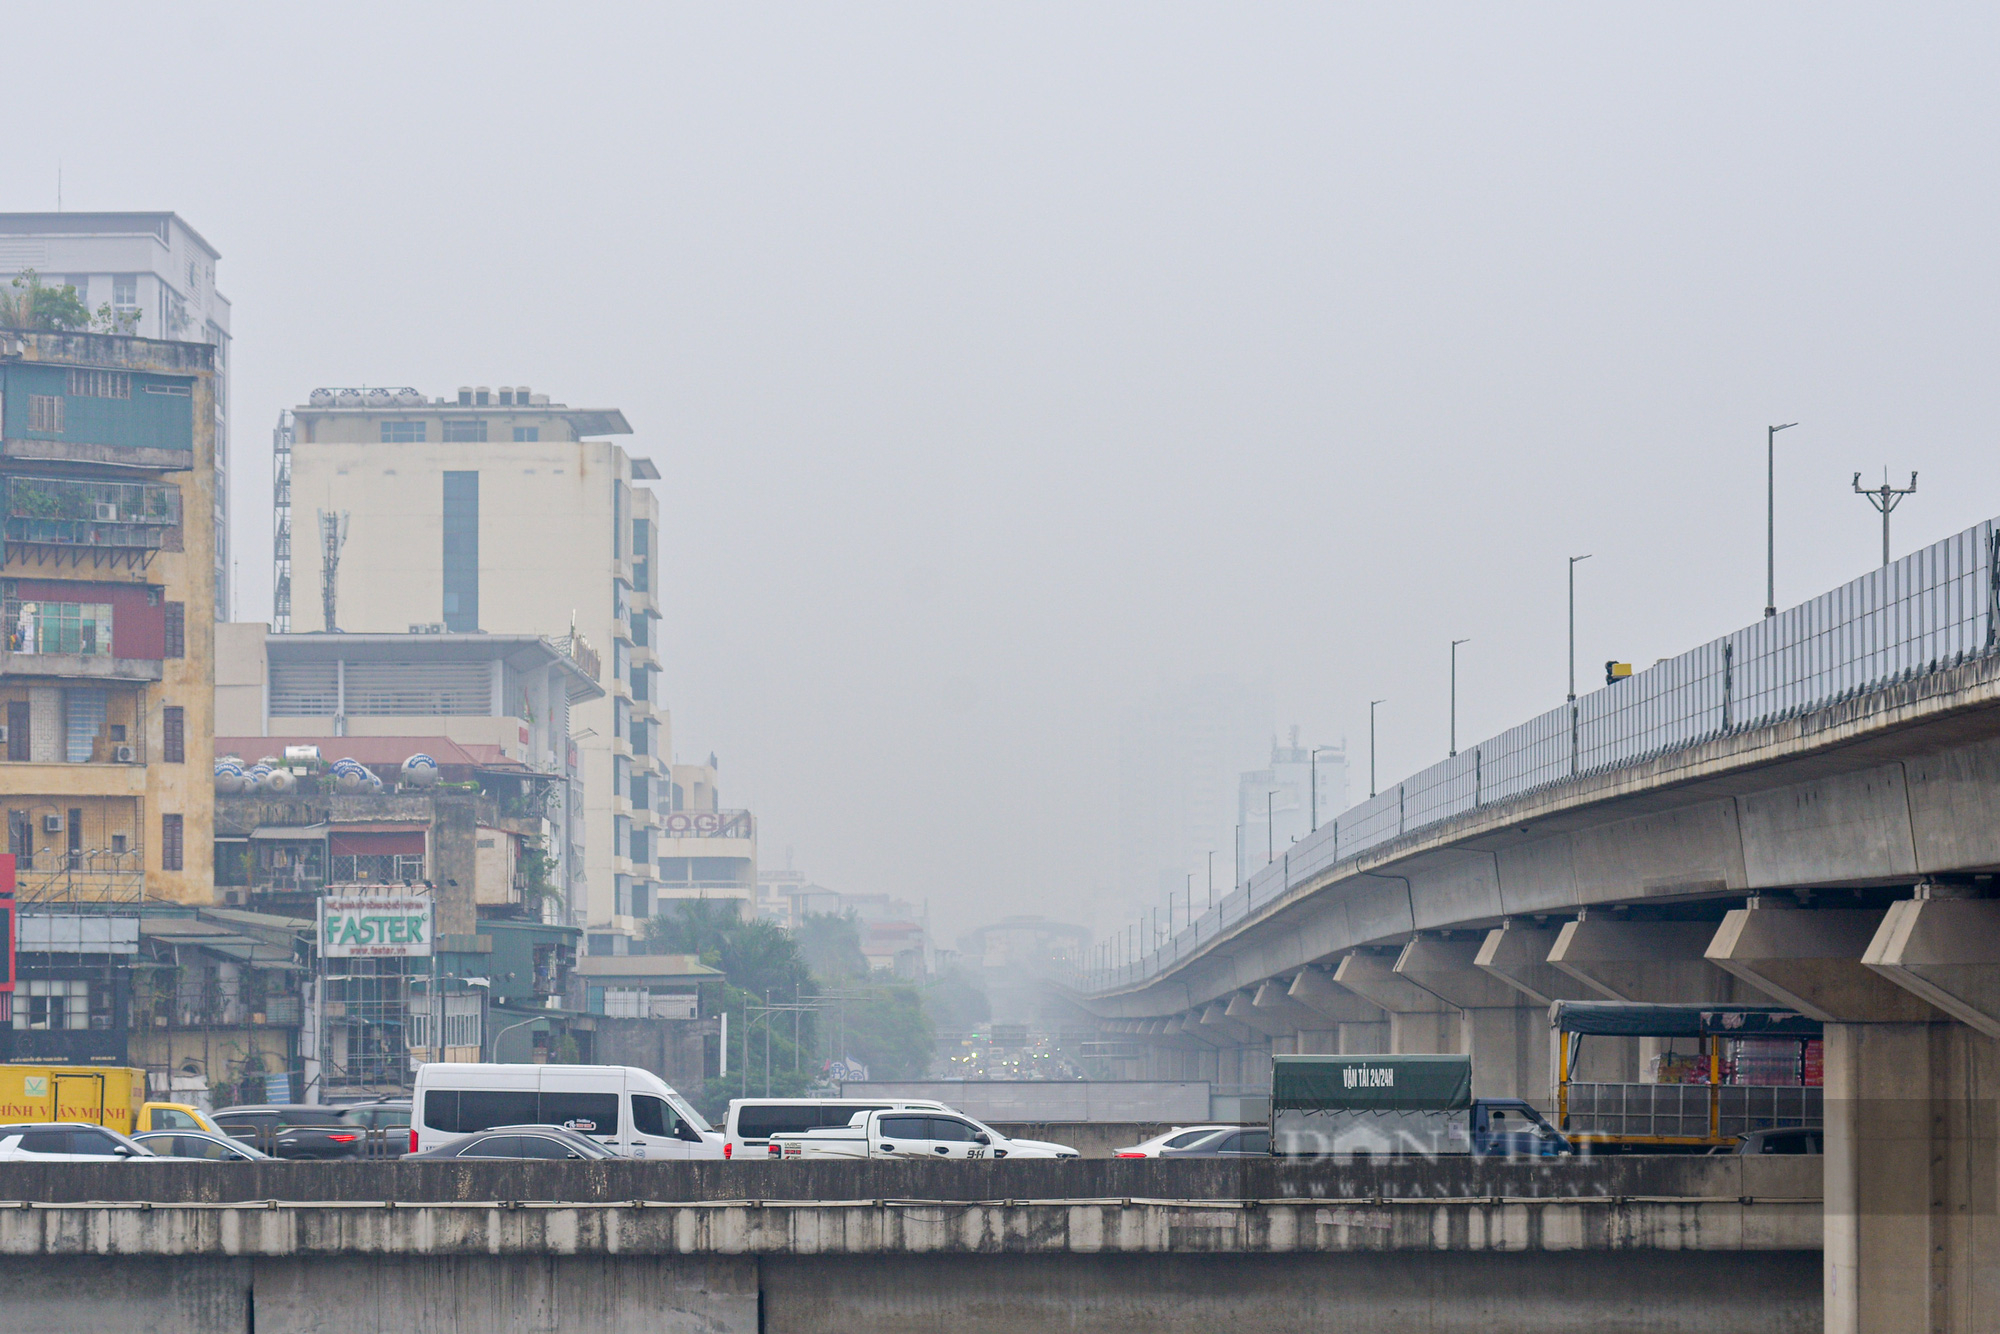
(0, 1158), (1817, 1333)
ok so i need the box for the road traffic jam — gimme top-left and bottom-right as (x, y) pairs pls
(0, 1003), (1827, 1165)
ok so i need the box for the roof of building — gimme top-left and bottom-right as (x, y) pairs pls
(217, 735), (521, 771)
(0, 211), (221, 259)
(265, 633), (602, 700)
(575, 953), (720, 981)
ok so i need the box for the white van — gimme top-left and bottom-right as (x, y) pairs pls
(412, 1064), (722, 1159)
(724, 1097), (952, 1160)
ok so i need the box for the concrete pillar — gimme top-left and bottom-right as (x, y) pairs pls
(1223, 992), (1290, 1039)
(1337, 1021), (1390, 1054)
(1287, 966), (1388, 1052)
(1823, 1020), (2000, 1334)
(1332, 950), (1461, 1054)
(1196, 1001), (1255, 1046)
(1396, 935), (1549, 1102)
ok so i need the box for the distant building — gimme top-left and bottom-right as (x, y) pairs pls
(2, 330), (218, 908)
(1237, 728), (1346, 877)
(0, 214), (233, 616)
(280, 384), (701, 950)
(1118, 677), (1271, 922)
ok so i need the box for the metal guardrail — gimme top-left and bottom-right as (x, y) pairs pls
(1083, 517), (2000, 993)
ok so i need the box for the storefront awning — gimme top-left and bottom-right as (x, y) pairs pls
(249, 825), (328, 840)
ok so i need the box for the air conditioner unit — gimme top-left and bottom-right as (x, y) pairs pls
(114, 745), (135, 763)
(94, 502), (119, 522)
(42, 814), (63, 834)
(223, 889), (244, 906)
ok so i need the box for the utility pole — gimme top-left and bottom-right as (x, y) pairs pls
(1449, 639), (1469, 756)
(1766, 423), (1797, 616)
(1568, 555), (1592, 701)
(1207, 850), (1214, 910)
(1853, 470), (1918, 567)
(1369, 700), (1384, 798)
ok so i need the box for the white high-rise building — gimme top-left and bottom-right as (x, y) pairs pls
(0, 214), (232, 618)
(1238, 729), (1347, 879)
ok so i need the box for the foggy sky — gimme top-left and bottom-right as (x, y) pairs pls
(12, 4), (2000, 942)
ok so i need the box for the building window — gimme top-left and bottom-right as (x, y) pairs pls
(441, 471), (479, 632)
(630, 826), (649, 864)
(513, 427), (538, 442)
(382, 421), (426, 443)
(6, 600), (113, 656)
(113, 275), (138, 308)
(162, 814), (183, 871)
(163, 706), (185, 763)
(164, 602), (185, 658)
(67, 370), (131, 399)
(13, 979), (89, 1031)
(442, 420), (487, 443)
(28, 396), (63, 433)
(5, 701), (26, 762)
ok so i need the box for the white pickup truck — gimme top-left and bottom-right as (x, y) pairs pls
(770, 1108), (1080, 1160)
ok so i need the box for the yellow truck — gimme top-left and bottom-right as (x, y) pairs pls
(0, 1065), (146, 1133)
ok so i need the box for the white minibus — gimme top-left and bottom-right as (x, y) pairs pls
(412, 1064), (722, 1159)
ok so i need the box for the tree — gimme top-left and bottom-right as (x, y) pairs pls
(795, 910), (868, 980)
(0, 271), (90, 332)
(921, 964), (991, 1035)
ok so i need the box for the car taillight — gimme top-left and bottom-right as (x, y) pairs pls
(328, 1133), (358, 1143)
(410, 1129), (419, 1154)
(723, 1142), (733, 1159)
(1116, 1152), (1146, 1158)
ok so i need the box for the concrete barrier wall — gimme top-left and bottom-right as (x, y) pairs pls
(0, 1153), (1820, 1205)
(0, 1250), (1822, 1334)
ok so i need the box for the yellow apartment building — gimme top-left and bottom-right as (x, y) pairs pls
(1, 331), (216, 906)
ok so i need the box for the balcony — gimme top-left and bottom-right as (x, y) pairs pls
(13, 849), (146, 905)
(3, 477), (182, 572)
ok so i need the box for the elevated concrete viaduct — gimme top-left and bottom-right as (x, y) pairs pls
(1070, 523), (2000, 1333)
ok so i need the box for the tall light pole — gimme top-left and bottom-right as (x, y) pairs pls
(1765, 423), (1798, 617)
(1266, 789), (1278, 863)
(1207, 850), (1214, 910)
(1310, 745), (1337, 832)
(1853, 470), (1918, 567)
(1449, 638), (1469, 756)
(1368, 700), (1384, 798)
(1568, 555), (1592, 701)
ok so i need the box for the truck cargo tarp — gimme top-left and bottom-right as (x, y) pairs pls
(1548, 1001), (1821, 1038)
(1271, 1055), (1472, 1112)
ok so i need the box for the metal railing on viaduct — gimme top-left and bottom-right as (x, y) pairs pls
(1083, 516), (2000, 994)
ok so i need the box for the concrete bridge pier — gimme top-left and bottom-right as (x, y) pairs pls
(1396, 935), (1550, 1102)
(1286, 966), (1391, 1053)
(1708, 895), (1998, 1334)
(1334, 950), (1461, 1055)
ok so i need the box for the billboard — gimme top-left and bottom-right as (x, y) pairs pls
(318, 893), (433, 958)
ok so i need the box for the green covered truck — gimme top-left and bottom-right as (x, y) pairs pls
(1270, 1054), (1568, 1157)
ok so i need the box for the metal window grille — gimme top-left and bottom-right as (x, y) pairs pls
(66, 370), (131, 399)
(27, 396), (62, 432)
(164, 602), (185, 658)
(163, 707), (185, 763)
(161, 814), (183, 871)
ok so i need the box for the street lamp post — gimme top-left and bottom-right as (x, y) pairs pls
(1368, 700), (1384, 798)
(1450, 638), (1469, 756)
(1266, 790), (1277, 863)
(1766, 423), (1798, 617)
(1568, 555), (1592, 701)
(1310, 744), (1338, 832)
(1207, 850), (1215, 910)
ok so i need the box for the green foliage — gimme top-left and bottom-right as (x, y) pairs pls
(92, 302), (140, 335)
(512, 836), (560, 915)
(550, 1032), (580, 1064)
(834, 986), (935, 1081)
(643, 900), (811, 1001)
(795, 910), (868, 980)
(0, 270), (90, 331)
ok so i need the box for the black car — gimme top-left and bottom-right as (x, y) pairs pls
(338, 1099), (414, 1157)
(409, 1124), (616, 1161)
(212, 1105), (363, 1160)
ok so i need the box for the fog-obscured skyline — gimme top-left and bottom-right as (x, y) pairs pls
(11, 4), (2000, 940)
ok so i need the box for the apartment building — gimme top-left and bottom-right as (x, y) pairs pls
(281, 384), (721, 948)
(0, 214), (233, 617)
(1, 330), (216, 907)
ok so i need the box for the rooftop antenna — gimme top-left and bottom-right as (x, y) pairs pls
(317, 508), (350, 631)
(1852, 469), (1918, 567)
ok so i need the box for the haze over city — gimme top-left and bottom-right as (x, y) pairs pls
(12, 3), (2000, 943)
